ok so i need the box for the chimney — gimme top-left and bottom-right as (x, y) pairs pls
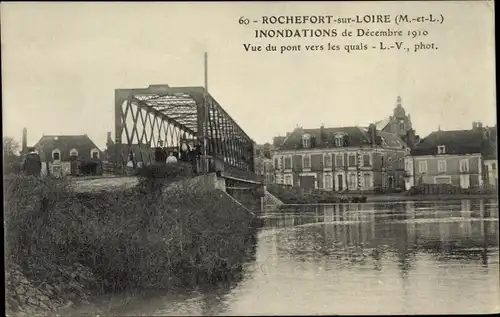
(320, 124), (325, 145)
(22, 128), (27, 154)
(368, 124), (376, 146)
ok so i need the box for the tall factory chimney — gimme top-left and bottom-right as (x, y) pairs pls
(22, 127), (27, 154)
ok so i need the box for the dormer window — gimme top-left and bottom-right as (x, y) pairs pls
(437, 145), (446, 154)
(302, 134), (311, 148)
(91, 148), (100, 159)
(52, 149), (61, 161)
(334, 133), (344, 147)
(70, 148), (79, 157)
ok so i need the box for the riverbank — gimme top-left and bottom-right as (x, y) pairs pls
(5, 170), (257, 317)
(366, 193), (498, 202)
(266, 184), (367, 204)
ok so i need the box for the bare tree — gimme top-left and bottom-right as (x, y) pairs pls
(3, 137), (20, 157)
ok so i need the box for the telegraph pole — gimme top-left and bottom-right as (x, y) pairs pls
(203, 52), (209, 173)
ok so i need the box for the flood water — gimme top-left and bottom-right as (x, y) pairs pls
(68, 199), (499, 315)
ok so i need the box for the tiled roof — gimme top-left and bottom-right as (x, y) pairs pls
(410, 130), (488, 156)
(277, 126), (406, 150)
(34, 135), (101, 161)
(378, 130), (406, 148)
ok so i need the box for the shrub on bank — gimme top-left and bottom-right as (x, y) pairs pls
(4, 172), (257, 298)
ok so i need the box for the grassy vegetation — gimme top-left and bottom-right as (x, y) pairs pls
(4, 164), (258, 297)
(267, 184), (367, 204)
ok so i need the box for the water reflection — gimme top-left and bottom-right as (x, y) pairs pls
(75, 199), (499, 315)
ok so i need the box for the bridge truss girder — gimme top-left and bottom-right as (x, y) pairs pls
(114, 85), (255, 175)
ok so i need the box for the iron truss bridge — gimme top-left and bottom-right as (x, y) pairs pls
(113, 84), (259, 182)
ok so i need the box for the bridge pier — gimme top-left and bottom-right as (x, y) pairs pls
(223, 175), (264, 212)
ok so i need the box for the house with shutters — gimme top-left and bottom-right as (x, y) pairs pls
(22, 128), (103, 177)
(403, 122), (496, 189)
(272, 124), (408, 191)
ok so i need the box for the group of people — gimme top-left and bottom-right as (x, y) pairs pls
(152, 140), (200, 166)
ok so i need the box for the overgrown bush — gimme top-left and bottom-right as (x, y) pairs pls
(4, 173), (257, 295)
(136, 162), (195, 193)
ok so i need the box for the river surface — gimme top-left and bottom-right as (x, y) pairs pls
(66, 199), (499, 316)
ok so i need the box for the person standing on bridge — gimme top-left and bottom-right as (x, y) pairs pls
(154, 140), (167, 164)
(166, 152), (178, 164)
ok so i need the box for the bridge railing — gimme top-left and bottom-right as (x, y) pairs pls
(196, 155), (263, 183)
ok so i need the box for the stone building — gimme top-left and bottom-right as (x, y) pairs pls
(403, 122), (496, 189)
(255, 143), (275, 184)
(483, 125), (497, 187)
(272, 124), (407, 191)
(22, 128), (103, 177)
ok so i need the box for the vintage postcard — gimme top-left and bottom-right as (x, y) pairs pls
(2, 1), (498, 316)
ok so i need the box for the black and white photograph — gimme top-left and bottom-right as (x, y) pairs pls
(2, 1), (498, 316)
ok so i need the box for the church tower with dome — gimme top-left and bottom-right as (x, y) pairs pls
(374, 96), (419, 148)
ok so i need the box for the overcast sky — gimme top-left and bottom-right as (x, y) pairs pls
(2, 1), (496, 150)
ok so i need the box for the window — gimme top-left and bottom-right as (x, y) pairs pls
(324, 174), (333, 189)
(348, 174), (357, 189)
(399, 122), (405, 130)
(91, 148), (100, 159)
(302, 134), (311, 148)
(284, 156), (292, 170)
(276, 175), (282, 184)
(363, 154), (371, 167)
(437, 160), (447, 173)
(335, 134), (344, 147)
(363, 173), (372, 188)
(52, 149), (61, 161)
(418, 161), (427, 173)
(437, 145), (446, 154)
(303, 155), (311, 170)
(274, 156), (283, 170)
(398, 157), (404, 169)
(405, 160), (410, 172)
(348, 154), (357, 167)
(284, 175), (293, 185)
(335, 154), (344, 167)
(70, 149), (78, 157)
(324, 154), (332, 168)
(459, 159), (469, 172)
